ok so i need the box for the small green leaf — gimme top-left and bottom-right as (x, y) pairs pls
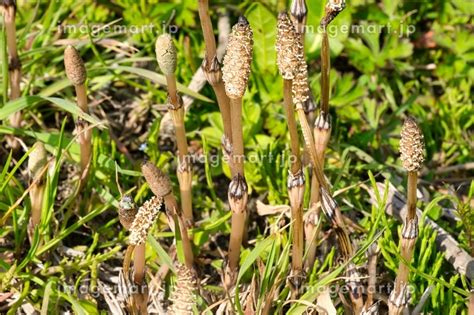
(246, 3), (277, 73)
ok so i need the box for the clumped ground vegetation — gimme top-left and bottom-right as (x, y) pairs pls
(0, 0), (473, 314)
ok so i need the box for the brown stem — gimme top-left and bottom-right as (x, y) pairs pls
(165, 74), (193, 226)
(3, 4), (22, 148)
(389, 237), (416, 315)
(198, 0), (217, 59)
(295, 108), (323, 186)
(309, 172), (321, 211)
(227, 207), (246, 276)
(389, 173), (419, 314)
(171, 108), (188, 161)
(4, 5), (21, 100)
(407, 171), (418, 221)
(306, 114), (331, 266)
(133, 243), (146, 284)
(30, 185), (45, 226)
(214, 81), (233, 150)
(366, 244), (379, 308)
(75, 84), (88, 113)
(305, 174), (320, 269)
(197, 0), (233, 158)
(283, 79), (301, 174)
(230, 97), (244, 176)
(296, 106), (360, 309)
(283, 79), (305, 292)
(123, 244), (136, 276)
(178, 168), (193, 227)
(73, 83), (91, 185)
(226, 97), (248, 287)
(163, 194), (194, 269)
(76, 119), (92, 187)
(166, 74), (179, 105)
(320, 31), (330, 115)
(290, 199), (304, 275)
(176, 213), (194, 270)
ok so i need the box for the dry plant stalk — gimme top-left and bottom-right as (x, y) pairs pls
(197, 0), (233, 164)
(155, 34), (193, 228)
(141, 162), (194, 270)
(365, 243), (380, 310)
(276, 12), (305, 293)
(291, 10), (363, 309)
(305, 0), (344, 270)
(64, 45), (91, 186)
(389, 117), (425, 315)
(169, 263), (198, 314)
(27, 142), (47, 239)
(1, 0), (22, 148)
(221, 16), (253, 287)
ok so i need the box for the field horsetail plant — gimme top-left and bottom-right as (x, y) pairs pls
(155, 33), (194, 229)
(222, 16), (253, 288)
(27, 141), (47, 240)
(305, 0), (347, 270)
(141, 161), (194, 270)
(1, 0), (22, 149)
(276, 11), (305, 296)
(197, 0), (233, 162)
(389, 117), (425, 314)
(290, 0), (364, 311)
(64, 45), (91, 188)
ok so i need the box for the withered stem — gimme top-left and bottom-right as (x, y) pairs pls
(389, 172), (419, 314)
(227, 209), (246, 276)
(176, 213), (194, 269)
(30, 186), (43, 226)
(197, 0), (233, 153)
(366, 247), (378, 307)
(3, 4), (22, 147)
(305, 170), (320, 269)
(123, 244), (136, 276)
(166, 74), (179, 105)
(407, 172), (418, 221)
(198, 0), (217, 59)
(283, 79), (301, 174)
(73, 83), (91, 185)
(163, 194), (194, 269)
(283, 79), (304, 290)
(291, 201), (304, 274)
(320, 31), (330, 114)
(133, 243), (146, 284)
(226, 96), (248, 286)
(75, 84), (88, 113)
(171, 108), (188, 162)
(214, 81), (233, 150)
(230, 97), (244, 176)
(296, 107), (353, 256)
(165, 73), (193, 225)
